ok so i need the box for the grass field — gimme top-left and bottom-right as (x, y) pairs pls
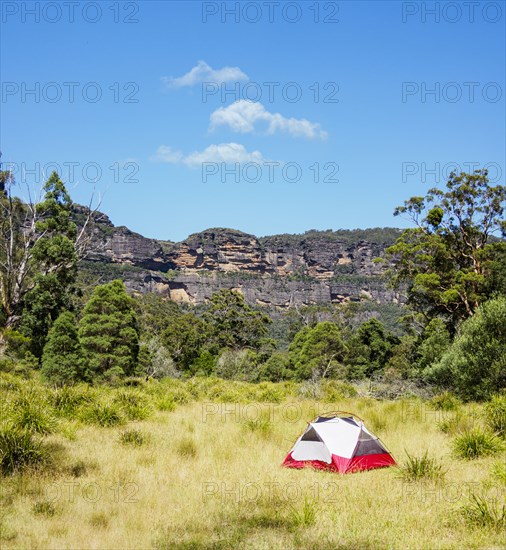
(0, 376), (505, 549)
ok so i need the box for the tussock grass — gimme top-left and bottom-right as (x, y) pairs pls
(484, 395), (506, 437)
(1, 377), (505, 549)
(453, 430), (504, 460)
(119, 428), (147, 447)
(79, 401), (125, 427)
(429, 391), (461, 411)
(459, 494), (506, 530)
(0, 428), (48, 475)
(397, 451), (446, 482)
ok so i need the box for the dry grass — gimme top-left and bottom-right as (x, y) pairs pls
(0, 384), (505, 549)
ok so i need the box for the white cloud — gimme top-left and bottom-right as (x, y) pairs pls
(151, 143), (266, 167)
(162, 60), (248, 89)
(209, 100), (328, 140)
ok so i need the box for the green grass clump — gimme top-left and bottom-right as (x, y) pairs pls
(32, 500), (57, 517)
(0, 427), (48, 475)
(50, 385), (95, 417)
(453, 430), (504, 460)
(243, 416), (272, 436)
(289, 497), (317, 528)
(484, 395), (506, 437)
(113, 389), (152, 420)
(459, 494), (506, 530)
(80, 402), (125, 427)
(398, 451), (446, 482)
(119, 428), (146, 447)
(437, 410), (477, 435)
(322, 380), (358, 402)
(429, 391), (461, 411)
(490, 461), (506, 485)
(176, 438), (197, 458)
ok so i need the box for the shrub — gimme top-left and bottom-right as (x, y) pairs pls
(322, 380), (358, 402)
(119, 429), (146, 447)
(453, 430), (504, 460)
(484, 395), (506, 437)
(425, 297), (506, 400)
(437, 411), (477, 435)
(0, 428), (48, 475)
(397, 451), (446, 482)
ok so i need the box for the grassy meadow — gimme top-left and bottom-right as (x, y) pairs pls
(0, 374), (505, 549)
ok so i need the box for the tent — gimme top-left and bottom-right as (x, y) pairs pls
(282, 412), (396, 474)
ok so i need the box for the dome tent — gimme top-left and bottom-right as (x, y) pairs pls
(282, 412), (396, 474)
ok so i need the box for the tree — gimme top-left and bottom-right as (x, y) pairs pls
(289, 322), (347, 380)
(204, 289), (271, 350)
(161, 313), (214, 371)
(0, 170), (93, 336)
(424, 296), (506, 400)
(41, 311), (85, 385)
(78, 280), (139, 380)
(346, 318), (399, 378)
(386, 170), (505, 332)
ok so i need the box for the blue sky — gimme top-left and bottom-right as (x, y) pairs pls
(1, 0), (505, 241)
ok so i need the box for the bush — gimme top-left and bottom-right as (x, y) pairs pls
(425, 297), (506, 400)
(484, 395), (506, 437)
(322, 380), (358, 402)
(397, 451), (446, 482)
(0, 428), (48, 475)
(453, 430), (504, 460)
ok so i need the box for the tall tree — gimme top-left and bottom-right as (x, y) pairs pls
(386, 170), (505, 331)
(78, 280), (139, 380)
(41, 311), (85, 385)
(0, 170), (93, 334)
(204, 289), (271, 350)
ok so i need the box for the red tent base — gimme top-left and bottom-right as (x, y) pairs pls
(282, 452), (396, 474)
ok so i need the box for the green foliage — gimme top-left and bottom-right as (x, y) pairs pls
(426, 297), (506, 400)
(119, 428), (147, 447)
(416, 319), (451, 372)
(452, 430), (504, 460)
(397, 451), (446, 482)
(215, 349), (259, 381)
(79, 280), (139, 380)
(189, 350), (216, 376)
(387, 170), (505, 329)
(0, 427), (48, 475)
(162, 313), (213, 371)
(346, 318), (399, 378)
(258, 352), (294, 382)
(112, 389), (152, 420)
(41, 311), (86, 385)
(289, 322), (346, 380)
(79, 401), (125, 427)
(429, 391), (461, 411)
(459, 494), (506, 530)
(204, 289), (271, 350)
(484, 395), (506, 437)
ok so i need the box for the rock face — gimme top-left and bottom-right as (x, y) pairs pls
(78, 208), (403, 312)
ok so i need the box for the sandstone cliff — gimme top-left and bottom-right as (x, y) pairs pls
(77, 207), (403, 312)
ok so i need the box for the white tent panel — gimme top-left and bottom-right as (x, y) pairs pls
(292, 441), (332, 463)
(312, 419), (361, 459)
